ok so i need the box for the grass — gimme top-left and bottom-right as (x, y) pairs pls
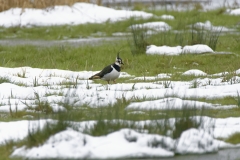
(0, 100), (209, 148)
(128, 20), (149, 55)
(0, 43), (239, 77)
(3, 96), (240, 122)
(0, 76), (11, 84)
(0, 0), (102, 12)
(1, 8), (240, 41)
(1, 5), (240, 160)
(0, 141), (22, 160)
(225, 132), (240, 144)
(237, 91), (240, 107)
(26, 117), (72, 148)
(1, 97), (240, 159)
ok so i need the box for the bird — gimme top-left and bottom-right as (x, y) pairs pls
(89, 52), (124, 84)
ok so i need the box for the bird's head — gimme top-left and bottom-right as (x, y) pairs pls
(115, 51), (124, 67)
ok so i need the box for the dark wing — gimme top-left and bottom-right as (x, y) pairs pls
(89, 64), (113, 79)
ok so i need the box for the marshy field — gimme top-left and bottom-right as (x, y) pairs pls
(1, 0), (240, 159)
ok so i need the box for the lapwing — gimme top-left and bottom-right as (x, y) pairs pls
(89, 52), (124, 84)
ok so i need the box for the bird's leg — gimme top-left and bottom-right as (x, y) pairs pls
(107, 81), (110, 84)
(113, 80), (116, 84)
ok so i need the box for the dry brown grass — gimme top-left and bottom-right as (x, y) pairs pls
(0, 0), (102, 12)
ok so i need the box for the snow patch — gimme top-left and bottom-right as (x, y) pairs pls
(182, 69), (207, 76)
(0, 3), (153, 27)
(146, 44), (214, 55)
(130, 22), (171, 31)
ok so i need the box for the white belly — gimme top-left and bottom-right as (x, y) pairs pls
(101, 66), (120, 81)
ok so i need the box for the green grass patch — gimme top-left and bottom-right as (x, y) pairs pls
(225, 132), (240, 144)
(0, 76), (11, 84)
(0, 17), (154, 40)
(0, 43), (239, 78)
(26, 118), (72, 148)
(0, 141), (22, 160)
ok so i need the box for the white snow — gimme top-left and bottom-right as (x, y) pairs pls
(0, 3), (153, 27)
(193, 21), (235, 32)
(146, 45), (182, 55)
(160, 14), (175, 20)
(1, 2), (240, 159)
(1, 66), (240, 111)
(0, 120), (54, 145)
(157, 73), (172, 79)
(1, 117), (239, 159)
(11, 128), (175, 159)
(146, 44), (214, 55)
(126, 97), (236, 110)
(130, 73), (171, 81)
(175, 128), (231, 154)
(129, 21), (172, 31)
(182, 69), (207, 76)
(182, 44), (214, 54)
(227, 8), (240, 15)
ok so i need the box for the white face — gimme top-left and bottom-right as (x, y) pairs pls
(115, 57), (123, 66)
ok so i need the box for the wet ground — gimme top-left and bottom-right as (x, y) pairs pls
(0, 37), (123, 47)
(124, 148), (240, 160)
(159, 148), (240, 160)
